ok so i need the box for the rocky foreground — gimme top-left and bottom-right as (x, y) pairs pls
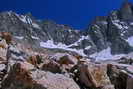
(0, 32), (132, 89)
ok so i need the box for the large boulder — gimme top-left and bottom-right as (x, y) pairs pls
(40, 59), (61, 73)
(107, 63), (133, 89)
(2, 62), (80, 89)
(71, 61), (114, 89)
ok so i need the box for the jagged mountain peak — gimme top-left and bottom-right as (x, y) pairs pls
(119, 0), (133, 21)
(1, 1), (133, 61)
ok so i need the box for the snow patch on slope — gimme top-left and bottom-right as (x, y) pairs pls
(90, 47), (125, 61)
(15, 13), (33, 25)
(112, 20), (129, 30)
(126, 36), (133, 47)
(14, 36), (24, 40)
(32, 23), (41, 29)
(68, 36), (90, 47)
(16, 13), (41, 29)
(31, 36), (39, 40)
(113, 22), (123, 29)
(40, 40), (87, 57)
(85, 46), (91, 50)
(19, 15), (32, 24)
(130, 22), (133, 25)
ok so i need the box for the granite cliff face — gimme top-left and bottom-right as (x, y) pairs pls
(1, 2), (133, 61)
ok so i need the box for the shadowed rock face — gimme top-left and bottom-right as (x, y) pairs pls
(107, 63), (133, 89)
(120, 1), (133, 21)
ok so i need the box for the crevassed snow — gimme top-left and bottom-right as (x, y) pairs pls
(90, 47), (125, 61)
(126, 36), (133, 47)
(32, 23), (41, 29)
(14, 36), (24, 40)
(40, 40), (87, 57)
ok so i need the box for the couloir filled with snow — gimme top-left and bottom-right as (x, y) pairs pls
(9, 12), (133, 61)
(40, 39), (88, 57)
(40, 37), (132, 61)
(90, 47), (126, 61)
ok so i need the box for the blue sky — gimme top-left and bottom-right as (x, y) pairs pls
(0, 0), (132, 29)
